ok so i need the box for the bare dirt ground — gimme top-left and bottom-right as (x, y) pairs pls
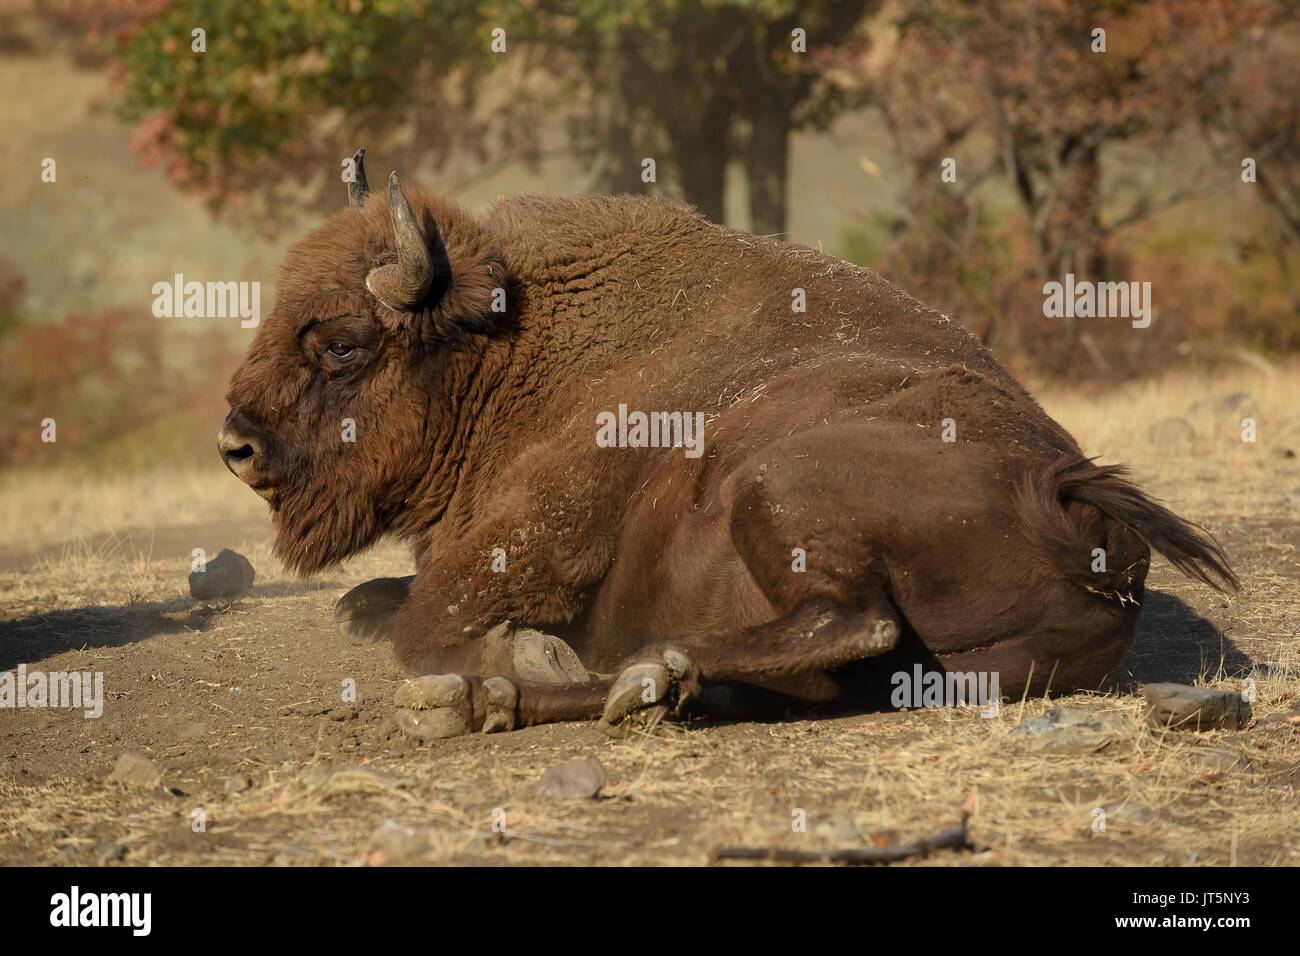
(1, 367), (1298, 867)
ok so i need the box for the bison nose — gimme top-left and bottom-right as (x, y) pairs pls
(218, 428), (259, 481)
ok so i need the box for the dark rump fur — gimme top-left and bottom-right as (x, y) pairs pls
(1017, 455), (1238, 594)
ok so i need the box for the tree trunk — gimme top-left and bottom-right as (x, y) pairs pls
(668, 106), (729, 224)
(595, 29), (649, 195)
(746, 105), (790, 236)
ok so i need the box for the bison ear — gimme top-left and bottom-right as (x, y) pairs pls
(365, 171), (436, 312)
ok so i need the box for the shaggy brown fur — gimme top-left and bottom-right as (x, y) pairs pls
(221, 180), (1235, 733)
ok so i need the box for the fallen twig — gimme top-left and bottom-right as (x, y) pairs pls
(710, 814), (971, 866)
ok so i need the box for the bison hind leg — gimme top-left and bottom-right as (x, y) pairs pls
(599, 596), (901, 734)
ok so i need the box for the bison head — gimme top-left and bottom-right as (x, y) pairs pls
(219, 149), (508, 573)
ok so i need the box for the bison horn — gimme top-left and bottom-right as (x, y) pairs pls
(365, 171), (435, 312)
(347, 147), (369, 207)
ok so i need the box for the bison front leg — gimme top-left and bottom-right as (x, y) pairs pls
(395, 671), (612, 741)
(392, 621), (600, 740)
(334, 575), (414, 644)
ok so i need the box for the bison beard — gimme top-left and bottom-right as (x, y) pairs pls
(219, 153), (1236, 737)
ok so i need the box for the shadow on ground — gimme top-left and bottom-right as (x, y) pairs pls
(0, 580), (342, 670)
(1111, 589), (1252, 690)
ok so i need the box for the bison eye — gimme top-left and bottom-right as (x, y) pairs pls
(326, 343), (355, 358)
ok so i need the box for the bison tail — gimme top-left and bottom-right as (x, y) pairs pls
(1015, 455), (1238, 595)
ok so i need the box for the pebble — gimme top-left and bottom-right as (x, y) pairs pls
(810, 810), (862, 843)
(224, 773), (255, 795)
(1148, 416), (1195, 447)
(94, 839), (128, 864)
(107, 752), (161, 789)
(1141, 683), (1251, 731)
(535, 758), (607, 799)
(1010, 706), (1130, 753)
(1187, 745), (1252, 774)
(188, 549), (255, 602)
(305, 764), (414, 795)
(365, 820), (426, 865)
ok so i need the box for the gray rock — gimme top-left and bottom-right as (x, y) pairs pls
(94, 839), (128, 864)
(108, 752), (161, 789)
(1188, 745), (1252, 773)
(1148, 416), (1195, 447)
(1010, 706), (1130, 753)
(188, 549), (255, 602)
(305, 764), (415, 795)
(1257, 707), (1300, 727)
(366, 820), (426, 865)
(224, 773), (255, 795)
(1098, 802), (1159, 826)
(1188, 391), (1258, 419)
(535, 758), (607, 799)
(1141, 683), (1251, 731)
(810, 810), (862, 843)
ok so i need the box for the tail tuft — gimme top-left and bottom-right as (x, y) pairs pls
(1016, 455), (1238, 594)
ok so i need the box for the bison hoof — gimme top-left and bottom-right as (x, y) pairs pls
(335, 576), (413, 645)
(599, 649), (697, 737)
(394, 674), (473, 740)
(509, 628), (589, 683)
(393, 673), (521, 741)
(863, 616), (900, 656)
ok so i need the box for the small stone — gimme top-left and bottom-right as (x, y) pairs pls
(1271, 447), (1296, 460)
(188, 549), (256, 602)
(305, 764), (414, 795)
(224, 773), (255, 794)
(94, 839), (128, 864)
(810, 810), (862, 843)
(1099, 802), (1159, 826)
(1188, 392), (1258, 419)
(1010, 706), (1130, 753)
(1148, 416), (1194, 447)
(535, 758), (607, 799)
(1218, 392), (1258, 416)
(176, 721), (208, 741)
(1257, 707), (1300, 727)
(365, 820), (426, 865)
(1141, 683), (1251, 731)
(1188, 746), (1252, 774)
(108, 752), (161, 789)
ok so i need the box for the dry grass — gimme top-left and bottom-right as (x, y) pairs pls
(0, 364), (1297, 866)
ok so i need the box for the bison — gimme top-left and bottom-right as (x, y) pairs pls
(219, 149), (1235, 739)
